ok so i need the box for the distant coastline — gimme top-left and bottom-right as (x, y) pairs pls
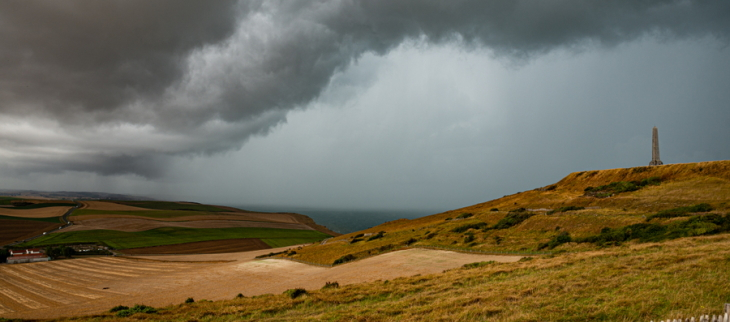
(227, 205), (445, 234)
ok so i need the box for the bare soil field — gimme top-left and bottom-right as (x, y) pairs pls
(0, 248), (521, 319)
(119, 238), (271, 255)
(0, 206), (70, 218)
(78, 201), (148, 211)
(59, 217), (314, 233)
(0, 219), (62, 245)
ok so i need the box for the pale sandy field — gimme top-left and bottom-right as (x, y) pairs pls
(0, 248), (522, 319)
(0, 206), (71, 218)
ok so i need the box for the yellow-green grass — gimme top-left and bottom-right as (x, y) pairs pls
(285, 161), (730, 265)
(47, 234), (730, 322)
(111, 200), (230, 212)
(16, 227), (332, 249)
(70, 209), (215, 219)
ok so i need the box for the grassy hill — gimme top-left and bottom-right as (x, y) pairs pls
(13, 160), (730, 321)
(270, 161), (730, 266)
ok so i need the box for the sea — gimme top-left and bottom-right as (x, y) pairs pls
(226, 205), (446, 234)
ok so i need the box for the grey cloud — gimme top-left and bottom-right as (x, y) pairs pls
(0, 0), (728, 177)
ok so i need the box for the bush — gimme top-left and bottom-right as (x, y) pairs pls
(538, 232), (572, 250)
(491, 211), (535, 230)
(462, 261), (495, 269)
(235, 293), (245, 299)
(463, 233), (475, 243)
(456, 213), (474, 219)
(493, 235), (503, 245)
(490, 208), (499, 212)
(647, 203), (714, 220)
(451, 222), (488, 233)
(578, 213), (730, 246)
(547, 206), (585, 215)
(322, 281), (339, 289)
(185, 297), (194, 303)
(425, 232), (437, 239)
(115, 304), (157, 317)
(367, 231), (386, 241)
(284, 288), (307, 299)
(584, 177), (661, 198)
(109, 305), (129, 313)
(333, 254), (356, 265)
(404, 238), (417, 245)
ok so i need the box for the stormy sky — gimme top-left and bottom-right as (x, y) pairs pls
(1, 0), (729, 210)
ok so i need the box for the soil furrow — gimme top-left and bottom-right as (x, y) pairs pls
(0, 280), (48, 310)
(2, 267), (103, 300)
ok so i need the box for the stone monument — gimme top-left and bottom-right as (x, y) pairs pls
(649, 126), (663, 166)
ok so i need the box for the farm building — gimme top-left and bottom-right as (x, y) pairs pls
(7, 248), (50, 264)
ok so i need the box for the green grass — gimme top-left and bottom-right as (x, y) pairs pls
(0, 215), (62, 223)
(112, 200), (230, 212)
(71, 209), (214, 218)
(8, 202), (74, 209)
(17, 227), (331, 249)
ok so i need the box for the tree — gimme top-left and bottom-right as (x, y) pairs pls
(62, 246), (74, 258)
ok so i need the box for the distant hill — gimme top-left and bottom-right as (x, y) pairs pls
(0, 189), (155, 201)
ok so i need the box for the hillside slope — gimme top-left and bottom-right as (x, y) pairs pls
(280, 160), (730, 265)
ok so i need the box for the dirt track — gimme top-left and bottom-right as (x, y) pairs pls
(0, 248), (523, 319)
(119, 238), (271, 254)
(0, 206), (71, 218)
(59, 217), (314, 233)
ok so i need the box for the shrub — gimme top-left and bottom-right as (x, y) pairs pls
(115, 304), (157, 317)
(491, 211), (535, 230)
(425, 232), (437, 239)
(547, 206), (585, 215)
(333, 254), (356, 265)
(538, 232), (572, 250)
(322, 281), (339, 289)
(647, 203), (714, 220)
(349, 238), (363, 244)
(109, 305), (129, 313)
(451, 222), (488, 233)
(185, 297), (194, 303)
(404, 238), (417, 245)
(490, 208), (499, 212)
(456, 213), (474, 219)
(462, 261), (495, 269)
(284, 288), (307, 299)
(235, 293), (245, 299)
(584, 177), (661, 198)
(367, 231), (386, 241)
(493, 235), (503, 245)
(463, 233), (475, 243)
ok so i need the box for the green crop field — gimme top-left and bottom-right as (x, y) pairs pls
(112, 200), (230, 212)
(71, 209), (215, 219)
(17, 227), (331, 249)
(9, 202), (75, 209)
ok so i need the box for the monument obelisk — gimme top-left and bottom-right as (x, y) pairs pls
(649, 126), (663, 166)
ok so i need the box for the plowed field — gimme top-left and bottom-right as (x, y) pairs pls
(119, 238), (271, 254)
(0, 219), (62, 245)
(78, 201), (148, 211)
(0, 248), (522, 319)
(0, 206), (70, 218)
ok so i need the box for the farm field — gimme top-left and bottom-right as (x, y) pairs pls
(58, 217), (314, 233)
(0, 206), (71, 218)
(0, 219), (62, 245)
(0, 247), (516, 319)
(119, 238), (272, 254)
(18, 227), (331, 250)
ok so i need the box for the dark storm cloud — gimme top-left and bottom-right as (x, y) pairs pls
(1, 0), (728, 177)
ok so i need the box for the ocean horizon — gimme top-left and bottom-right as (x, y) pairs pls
(226, 204), (446, 234)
